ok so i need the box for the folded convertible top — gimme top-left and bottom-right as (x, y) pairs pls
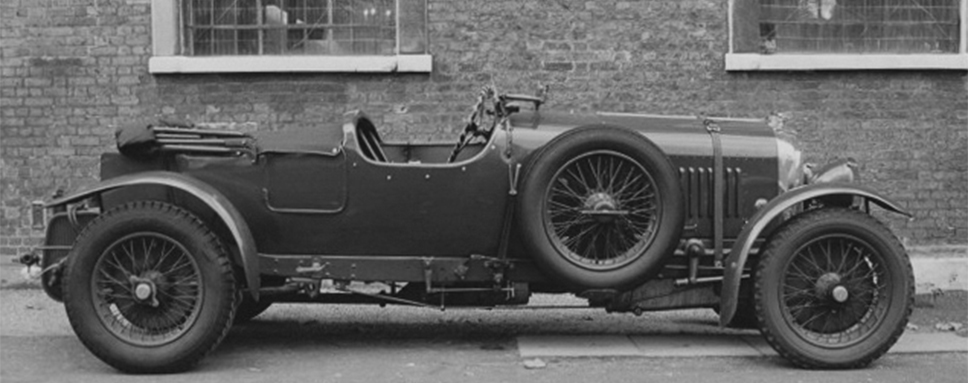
(116, 120), (343, 159)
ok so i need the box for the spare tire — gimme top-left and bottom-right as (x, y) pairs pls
(516, 126), (684, 291)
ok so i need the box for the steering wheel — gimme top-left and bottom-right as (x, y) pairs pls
(448, 87), (496, 163)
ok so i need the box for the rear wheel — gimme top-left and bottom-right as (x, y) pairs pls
(754, 208), (913, 369)
(63, 201), (237, 373)
(517, 126), (683, 290)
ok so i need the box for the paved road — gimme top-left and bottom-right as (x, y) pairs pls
(2, 289), (966, 383)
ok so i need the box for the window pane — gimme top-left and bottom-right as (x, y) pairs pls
(213, 0), (238, 25)
(239, 29), (259, 54)
(398, 0), (426, 54)
(213, 29), (237, 55)
(193, 28), (214, 55)
(753, 0), (961, 54)
(183, 0), (407, 56)
(332, 0), (396, 55)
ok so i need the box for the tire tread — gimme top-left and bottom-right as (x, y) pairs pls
(753, 208), (913, 369)
(63, 201), (237, 373)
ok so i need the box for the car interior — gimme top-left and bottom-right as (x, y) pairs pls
(353, 115), (490, 165)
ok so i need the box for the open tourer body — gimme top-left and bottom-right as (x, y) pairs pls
(26, 87), (914, 373)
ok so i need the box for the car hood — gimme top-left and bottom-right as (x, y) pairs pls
(510, 110), (778, 159)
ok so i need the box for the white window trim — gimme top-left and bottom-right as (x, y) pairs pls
(148, 0), (432, 74)
(725, 54), (968, 71)
(148, 55), (433, 73)
(726, 0), (968, 71)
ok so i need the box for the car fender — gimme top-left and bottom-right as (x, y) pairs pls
(46, 171), (260, 300)
(718, 182), (910, 326)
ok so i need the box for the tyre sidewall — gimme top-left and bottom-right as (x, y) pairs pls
(756, 209), (912, 368)
(517, 126), (683, 290)
(64, 203), (236, 373)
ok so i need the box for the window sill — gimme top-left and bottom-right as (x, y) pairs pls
(148, 55), (433, 74)
(725, 53), (968, 71)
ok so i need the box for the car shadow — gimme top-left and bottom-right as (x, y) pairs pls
(219, 303), (758, 352)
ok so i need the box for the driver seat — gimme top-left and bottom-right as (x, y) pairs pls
(354, 115), (388, 163)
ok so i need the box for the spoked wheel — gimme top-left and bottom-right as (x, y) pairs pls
(517, 126), (683, 290)
(755, 208), (913, 369)
(64, 201), (237, 373)
(92, 233), (203, 346)
(545, 151), (659, 269)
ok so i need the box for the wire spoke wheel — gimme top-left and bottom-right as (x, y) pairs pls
(754, 208), (913, 369)
(517, 126), (682, 290)
(92, 233), (203, 347)
(544, 150), (660, 270)
(781, 234), (887, 345)
(64, 201), (237, 373)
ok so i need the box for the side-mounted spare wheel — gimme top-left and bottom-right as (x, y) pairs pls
(754, 208), (914, 369)
(63, 201), (237, 373)
(517, 126), (684, 291)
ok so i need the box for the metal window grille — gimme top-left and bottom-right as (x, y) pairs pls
(758, 0), (961, 53)
(183, 0), (397, 56)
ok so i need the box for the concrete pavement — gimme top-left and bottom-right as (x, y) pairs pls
(2, 283), (965, 363)
(909, 245), (968, 293)
(518, 332), (968, 358)
(2, 289), (966, 383)
(2, 247), (966, 361)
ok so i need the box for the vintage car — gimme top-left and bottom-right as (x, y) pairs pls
(23, 86), (914, 373)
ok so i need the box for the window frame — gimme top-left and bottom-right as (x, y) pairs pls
(148, 0), (432, 74)
(725, 0), (968, 71)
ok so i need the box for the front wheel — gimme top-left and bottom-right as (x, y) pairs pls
(754, 208), (913, 369)
(63, 201), (237, 373)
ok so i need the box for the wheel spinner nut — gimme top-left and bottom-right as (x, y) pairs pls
(135, 283), (152, 300)
(832, 286), (849, 303)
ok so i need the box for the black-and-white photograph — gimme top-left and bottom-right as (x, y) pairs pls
(1, 1), (966, 382)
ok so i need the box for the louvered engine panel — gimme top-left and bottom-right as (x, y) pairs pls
(678, 167), (743, 219)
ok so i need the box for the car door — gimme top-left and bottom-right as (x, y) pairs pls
(330, 129), (512, 257)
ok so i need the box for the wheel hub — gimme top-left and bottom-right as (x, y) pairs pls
(129, 274), (161, 307)
(831, 285), (850, 303)
(585, 192), (617, 210)
(814, 272), (848, 303)
(134, 283), (152, 300)
(581, 192), (627, 222)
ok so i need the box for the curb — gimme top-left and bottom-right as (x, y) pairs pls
(0, 262), (40, 289)
(517, 333), (968, 359)
(910, 253), (968, 293)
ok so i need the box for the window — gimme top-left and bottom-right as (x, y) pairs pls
(149, 0), (432, 73)
(727, 0), (968, 70)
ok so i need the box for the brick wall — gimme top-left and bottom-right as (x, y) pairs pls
(1, 0), (966, 256)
